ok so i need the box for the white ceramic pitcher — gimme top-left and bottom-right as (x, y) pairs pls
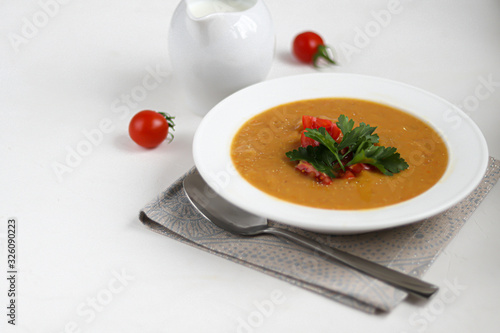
(168, 0), (275, 116)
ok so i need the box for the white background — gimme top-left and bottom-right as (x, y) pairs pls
(1, 0), (500, 332)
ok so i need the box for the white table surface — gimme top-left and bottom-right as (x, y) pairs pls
(1, 1), (500, 332)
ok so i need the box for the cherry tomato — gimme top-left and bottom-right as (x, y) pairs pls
(292, 31), (336, 67)
(129, 110), (175, 148)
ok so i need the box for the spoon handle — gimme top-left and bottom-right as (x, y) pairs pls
(264, 227), (438, 298)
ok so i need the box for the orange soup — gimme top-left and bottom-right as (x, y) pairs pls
(230, 98), (448, 210)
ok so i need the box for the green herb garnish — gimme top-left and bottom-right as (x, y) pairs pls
(285, 115), (409, 178)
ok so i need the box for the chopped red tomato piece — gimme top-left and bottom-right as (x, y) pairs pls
(301, 115), (342, 143)
(330, 125), (342, 142)
(315, 117), (333, 130)
(300, 131), (320, 148)
(302, 115), (316, 129)
(341, 170), (356, 180)
(295, 161), (332, 185)
(348, 163), (372, 174)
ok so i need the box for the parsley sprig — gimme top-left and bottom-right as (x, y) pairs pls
(285, 115), (408, 178)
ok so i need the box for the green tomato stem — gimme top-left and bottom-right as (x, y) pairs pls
(158, 111), (175, 142)
(313, 45), (337, 67)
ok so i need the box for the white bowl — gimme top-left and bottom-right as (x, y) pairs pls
(193, 73), (489, 234)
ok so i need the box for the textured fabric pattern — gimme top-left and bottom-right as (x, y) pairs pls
(140, 157), (500, 313)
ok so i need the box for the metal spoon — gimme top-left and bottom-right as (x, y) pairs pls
(183, 169), (438, 298)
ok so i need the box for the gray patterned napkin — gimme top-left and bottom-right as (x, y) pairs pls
(139, 157), (500, 313)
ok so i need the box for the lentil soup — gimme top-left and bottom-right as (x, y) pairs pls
(230, 98), (449, 210)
